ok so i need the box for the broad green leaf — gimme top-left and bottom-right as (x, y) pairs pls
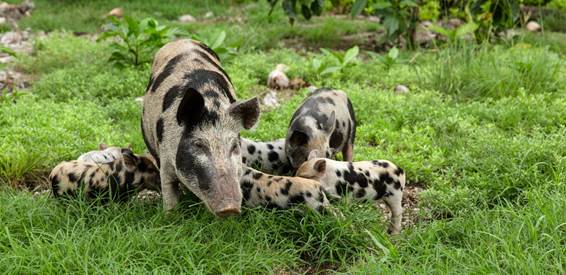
(282, 0), (298, 24)
(320, 66), (340, 75)
(455, 22), (478, 37)
(383, 16), (399, 36)
(400, 0), (418, 8)
(301, 4), (311, 20)
(310, 0), (323, 16)
(212, 31), (226, 49)
(387, 47), (399, 59)
(428, 24), (450, 37)
(372, 1), (392, 10)
(351, 0), (367, 17)
(344, 46), (359, 64)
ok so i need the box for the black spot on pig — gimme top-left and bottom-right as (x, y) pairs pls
(247, 145), (256, 155)
(267, 144), (274, 150)
(252, 172), (262, 180)
(156, 118), (164, 143)
(281, 180), (292, 195)
(343, 163), (368, 188)
(150, 53), (186, 93)
(183, 69), (234, 103)
(268, 151), (279, 162)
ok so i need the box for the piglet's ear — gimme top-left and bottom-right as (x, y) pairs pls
(308, 150), (319, 160)
(121, 148), (138, 167)
(98, 143), (108, 150)
(314, 159), (326, 174)
(229, 97), (260, 130)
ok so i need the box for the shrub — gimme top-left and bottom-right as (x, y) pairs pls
(97, 17), (177, 67)
(548, 0), (566, 9)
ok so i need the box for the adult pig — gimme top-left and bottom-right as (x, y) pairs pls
(142, 39), (260, 217)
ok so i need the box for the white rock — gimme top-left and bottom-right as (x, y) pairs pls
(107, 7), (123, 18)
(395, 84), (409, 94)
(526, 21), (541, 32)
(262, 90), (279, 108)
(204, 11), (214, 18)
(267, 64), (289, 90)
(307, 85), (318, 93)
(135, 96), (144, 104)
(0, 17), (5, 25)
(415, 21), (435, 45)
(0, 31), (22, 45)
(178, 14), (196, 23)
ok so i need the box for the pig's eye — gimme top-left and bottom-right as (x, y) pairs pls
(192, 141), (207, 150)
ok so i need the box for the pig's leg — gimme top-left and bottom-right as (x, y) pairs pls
(161, 166), (181, 211)
(383, 192), (403, 234)
(342, 143), (354, 162)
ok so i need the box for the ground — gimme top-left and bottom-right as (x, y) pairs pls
(0, 0), (565, 273)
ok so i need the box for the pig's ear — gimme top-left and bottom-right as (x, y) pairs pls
(98, 143), (108, 150)
(229, 97), (260, 130)
(121, 148), (138, 167)
(177, 88), (205, 126)
(323, 111), (336, 133)
(308, 150), (319, 160)
(314, 159), (326, 175)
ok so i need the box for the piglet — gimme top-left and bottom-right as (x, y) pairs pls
(296, 151), (405, 234)
(50, 148), (160, 202)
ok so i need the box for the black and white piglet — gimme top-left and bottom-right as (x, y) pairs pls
(295, 151), (405, 234)
(285, 88), (356, 168)
(240, 137), (292, 174)
(240, 165), (330, 212)
(50, 148), (160, 201)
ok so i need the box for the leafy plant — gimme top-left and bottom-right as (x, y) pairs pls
(311, 45), (359, 76)
(192, 31), (237, 61)
(419, 0), (441, 21)
(97, 16), (177, 66)
(268, 0), (325, 24)
(352, 0), (420, 48)
(468, 0), (520, 42)
(369, 47), (403, 70)
(428, 21), (479, 44)
(548, 0), (566, 9)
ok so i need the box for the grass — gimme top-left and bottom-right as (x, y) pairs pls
(1, 0), (566, 273)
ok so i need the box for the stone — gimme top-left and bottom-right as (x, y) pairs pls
(106, 7), (123, 18)
(204, 11), (214, 18)
(395, 84), (409, 94)
(526, 21), (541, 32)
(262, 90), (279, 108)
(178, 14), (196, 23)
(0, 31), (21, 45)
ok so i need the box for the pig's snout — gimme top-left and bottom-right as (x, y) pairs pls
(215, 204), (241, 217)
(209, 175), (242, 218)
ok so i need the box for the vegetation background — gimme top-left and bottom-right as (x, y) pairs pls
(0, 0), (565, 273)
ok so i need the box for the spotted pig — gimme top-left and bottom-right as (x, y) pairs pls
(285, 88), (356, 168)
(240, 137), (292, 175)
(141, 39), (260, 216)
(50, 148), (160, 202)
(240, 165), (330, 212)
(295, 151), (405, 234)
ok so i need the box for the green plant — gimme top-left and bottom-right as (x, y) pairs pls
(468, 0), (520, 42)
(311, 45), (359, 76)
(548, 0), (566, 9)
(428, 21), (479, 44)
(192, 31), (237, 61)
(97, 16), (177, 67)
(419, 0), (441, 21)
(369, 47), (403, 70)
(352, 0), (420, 48)
(268, 0), (325, 24)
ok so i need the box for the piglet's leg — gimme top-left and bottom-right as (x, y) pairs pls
(342, 143), (354, 162)
(384, 192), (403, 234)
